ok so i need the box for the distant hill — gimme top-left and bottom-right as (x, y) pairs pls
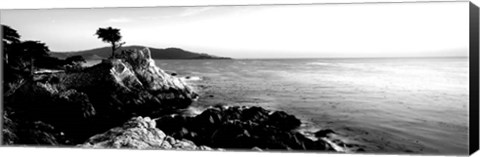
(51, 45), (231, 60)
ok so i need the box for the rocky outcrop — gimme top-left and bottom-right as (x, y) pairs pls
(59, 48), (198, 116)
(155, 105), (335, 151)
(81, 116), (213, 150)
(2, 47), (348, 152)
(3, 47), (198, 145)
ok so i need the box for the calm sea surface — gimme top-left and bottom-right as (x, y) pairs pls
(90, 57), (470, 154)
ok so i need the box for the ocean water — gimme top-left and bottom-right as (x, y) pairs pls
(151, 57), (469, 155)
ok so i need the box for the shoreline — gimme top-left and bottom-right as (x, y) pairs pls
(181, 76), (366, 151)
(174, 56), (469, 155)
(2, 48), (349, 152)
(2, 49), (469, 155)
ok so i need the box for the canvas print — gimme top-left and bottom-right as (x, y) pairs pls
(0, 1), (474, 155)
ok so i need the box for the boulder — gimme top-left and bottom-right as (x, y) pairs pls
(155, 105), (333, 151)
(81, 116), (213, 150)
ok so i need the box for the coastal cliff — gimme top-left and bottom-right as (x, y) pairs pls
(3, 47), (343, 152)
(3, 48), (198, 144)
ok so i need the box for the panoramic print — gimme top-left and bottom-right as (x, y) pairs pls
(1, 1), (470, 155)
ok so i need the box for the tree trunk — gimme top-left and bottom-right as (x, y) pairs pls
(111, 43), (116, 58)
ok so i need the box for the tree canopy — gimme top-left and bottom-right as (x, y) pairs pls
(95, 27), (123, 58)
(20, 40), (50, 58)
(2, 25), (81, 82)
(2, 25), (21, 44)
(2, 25), (22, 64)
(19, 41), (50, 76)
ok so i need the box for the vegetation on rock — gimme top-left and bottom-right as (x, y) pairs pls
(2, 25), (88, 86)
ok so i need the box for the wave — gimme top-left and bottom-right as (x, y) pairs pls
(306, 62), (334, 66)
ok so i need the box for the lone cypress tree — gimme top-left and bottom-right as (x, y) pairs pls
(95, 27), (124, 58)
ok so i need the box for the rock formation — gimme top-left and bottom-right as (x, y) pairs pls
(2, 47), (346, 152)
(155, 105), (335, 151)
(81, 116), (213, 150)
(59, 47), (198, 116)
(3, 47), (198, 144)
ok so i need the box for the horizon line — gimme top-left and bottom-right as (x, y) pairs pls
(51, 45), (468, 59)
(153, 56), (469, 60)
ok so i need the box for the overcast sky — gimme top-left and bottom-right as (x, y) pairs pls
(1, 1), (469, 58)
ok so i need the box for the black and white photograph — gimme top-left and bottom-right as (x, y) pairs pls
(1, 0), (478, 156)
